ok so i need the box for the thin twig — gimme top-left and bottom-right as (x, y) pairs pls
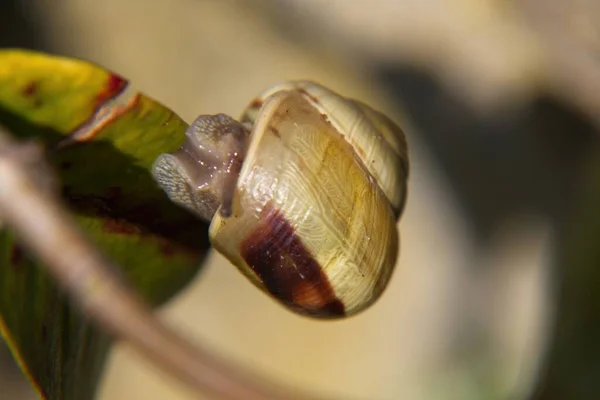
(0, 125), (313, 400)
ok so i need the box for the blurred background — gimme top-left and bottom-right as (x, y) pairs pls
(1, 0), (599, 399)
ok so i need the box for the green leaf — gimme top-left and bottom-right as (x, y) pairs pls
(0, 49), (210, 400)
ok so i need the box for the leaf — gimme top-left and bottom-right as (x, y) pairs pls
(0, 49), (210, 400)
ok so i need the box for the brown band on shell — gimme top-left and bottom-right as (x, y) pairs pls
(240, 202), (345, 318)
(295, 86), (321, 104)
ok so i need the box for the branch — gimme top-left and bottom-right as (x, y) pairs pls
(0, 125), (314, 400)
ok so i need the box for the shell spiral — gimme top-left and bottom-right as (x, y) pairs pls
(208, 82), (408, 319)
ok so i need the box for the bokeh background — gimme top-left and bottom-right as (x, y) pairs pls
(2, 1), (599, 399)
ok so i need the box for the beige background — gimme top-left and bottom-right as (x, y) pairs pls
(2, 1), (554, 399)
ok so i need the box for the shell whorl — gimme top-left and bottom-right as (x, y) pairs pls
(241, 81), (409, 217)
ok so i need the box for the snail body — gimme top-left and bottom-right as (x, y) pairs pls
(152, 81), (408, 319)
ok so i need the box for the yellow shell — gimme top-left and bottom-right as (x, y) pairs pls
(241, 81), (409, 216)
(209, 83), (408, 319)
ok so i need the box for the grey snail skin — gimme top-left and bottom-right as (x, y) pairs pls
(152, 81), (409, 319)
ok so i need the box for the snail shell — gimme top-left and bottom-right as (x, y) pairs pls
(152, 81), (409, 319)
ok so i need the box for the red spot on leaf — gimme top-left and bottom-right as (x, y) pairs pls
(94, 74), (127, 107)
(21, 82), (43, 108)
(103, 218), (139, 235)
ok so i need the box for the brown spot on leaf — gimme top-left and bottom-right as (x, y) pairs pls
(103, 218), (140, 235)
(62, 188), (208, 260)
(240, 202), (345, 318)
(62, 191), (205, 262)
(59, 161), (73, 170)
(21, 82), (43, 108)
(95, 73), (127, 108)
(22, 82), (38, 97)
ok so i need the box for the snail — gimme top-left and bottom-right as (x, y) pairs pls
(151, 81), (409, 319)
